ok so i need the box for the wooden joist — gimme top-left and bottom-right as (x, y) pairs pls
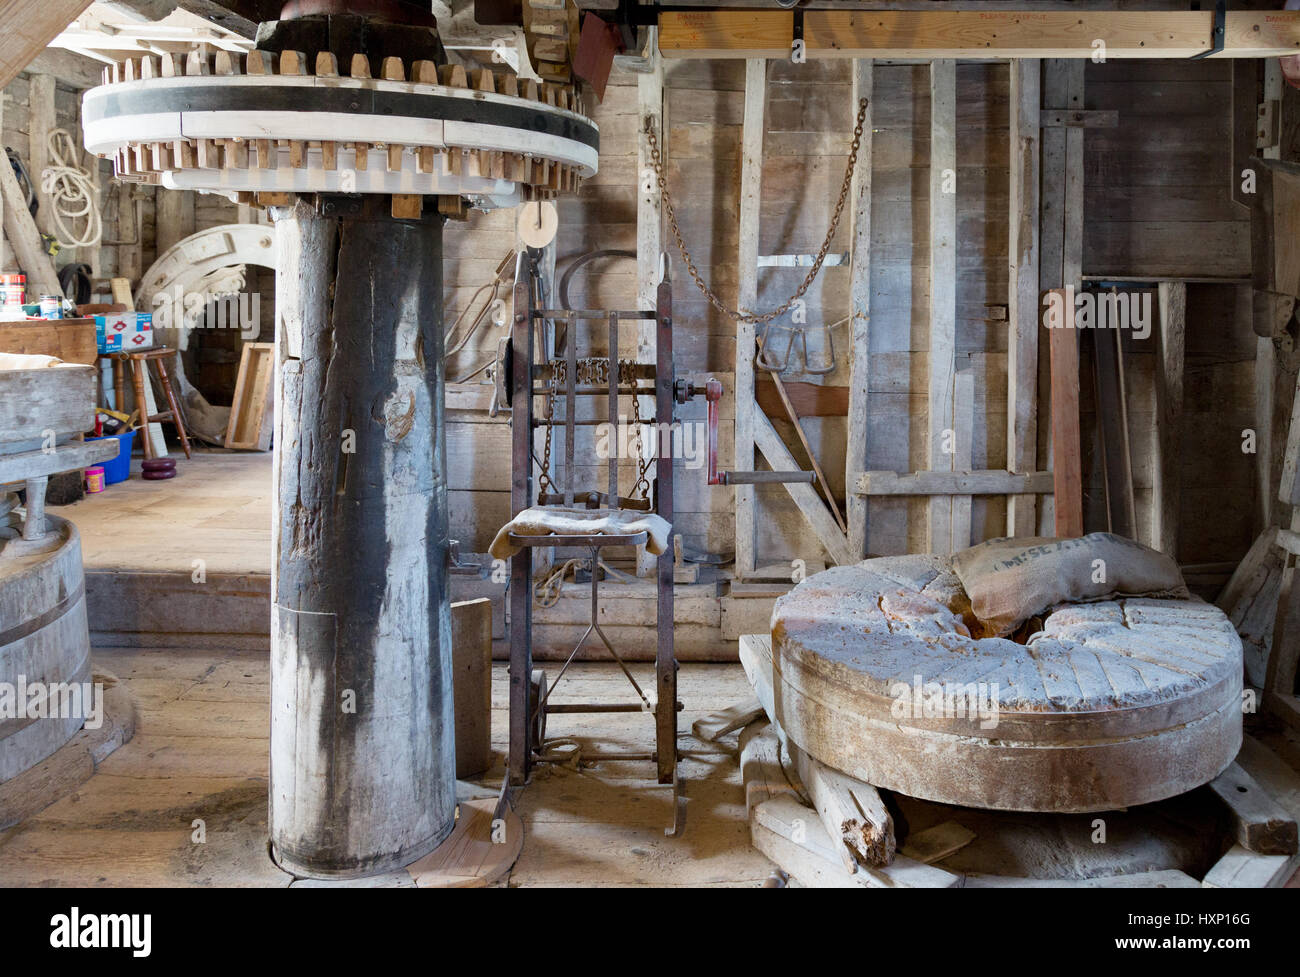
(1048, 295), (1084, 538)
(1152, 282), (1186, 557)
(753, 412), (854, 567)
(845, 59), (872, 560)
(0, 0), (95, 89)
(855, 470), (1054, 497)
(927, 60), (958, 556)
(788, 739), (896, 870)
(1207, 761), (1299, 856)
(733, 58), (765, 579)
(657, 10), (1300, 60)
(1006, 59), (1041, 539)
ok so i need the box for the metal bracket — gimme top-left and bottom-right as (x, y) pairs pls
(1190, 0), (1227, 60)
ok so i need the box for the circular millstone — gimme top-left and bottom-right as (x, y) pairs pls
(81, 50), (597, 206)
(770, 555), (1243, 813)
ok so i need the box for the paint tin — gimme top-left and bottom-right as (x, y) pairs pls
(39, 294), (63, 319)
(85, 466), (106, 493)
(0, 273), (24, 308)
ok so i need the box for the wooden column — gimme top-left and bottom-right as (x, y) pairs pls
(734, 58), (766, 578)
(1153, 281), (1186, 557)
(927, 60), (957, 554)
(27, 74), (56, 241)
(1040, 60), (1085, 538)
(268, 200), (455, 878)
(635, 35), (664, 577)
(1007, 60), (1041, 538)
(846, 59), (873, 560)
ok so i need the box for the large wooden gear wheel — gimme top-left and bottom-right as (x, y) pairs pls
(82, 49), (597, 209)
(769, 555), (1245, 813)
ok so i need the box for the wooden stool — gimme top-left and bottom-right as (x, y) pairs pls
(101, 346), (192, 461)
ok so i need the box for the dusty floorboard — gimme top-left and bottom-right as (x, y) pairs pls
(0, 648), (776, 887)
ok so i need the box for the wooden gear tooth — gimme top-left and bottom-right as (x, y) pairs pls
(290, 141), (307, 168)
(159, 53), (180, 77)
(185, 51), (211, 76)
(254, 138), (276, 169)
(224, 138), (248, 169)
(215, 51), (241, 76)
(474, 69), (495, 93)
(321, 141), (338, 170)
(173, 139), (196, 168)
(387, 144), (404, 171)
(196, 139), (219, 168)
(279, 50), (308, 75)
(139, 56), (159, 80)
(315, 52), (339, 76)
(246, 51), (276, 75)
(381, 57), (405, 81)
(412, 60), (438, 84)
(123, 59), (138, 83)
(349, 53), (371, 79)
(438, 64), (468, 88)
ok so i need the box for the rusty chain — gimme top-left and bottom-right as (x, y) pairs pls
(645, 97), (869, 325)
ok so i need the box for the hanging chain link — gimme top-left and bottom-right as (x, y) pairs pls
(645, 97), (869, 325)
(621, 360), (652, 500)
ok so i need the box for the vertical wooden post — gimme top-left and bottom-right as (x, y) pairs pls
(1153, 281), (1186, 557)
(927, 60), (957, 554)
(269, 200), (455, 878)
(1007, 59), (1041, 537)
(1258, 59), (1285, 534)
(1041, 59), (1086, 538)
(1048, 287), (1084, 538)
(156, 187), (195, 258)
(846, 59), (873, 560)
(27, 74), (55, 241)
(636, 31), (664, 577)
(735, 58), (766, 579)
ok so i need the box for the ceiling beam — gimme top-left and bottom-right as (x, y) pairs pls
(0, 0), (95, 88)
(658, 9), (1300, 59)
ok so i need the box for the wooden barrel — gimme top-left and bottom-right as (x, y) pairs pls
(0, 516), (92, 782)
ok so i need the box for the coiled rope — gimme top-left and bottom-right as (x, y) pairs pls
(40, 129), (102, 249)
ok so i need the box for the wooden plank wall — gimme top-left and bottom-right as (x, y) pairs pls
(1083, 60), (1248, 279)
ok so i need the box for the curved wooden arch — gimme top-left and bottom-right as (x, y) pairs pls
(136, 222), (277, 352)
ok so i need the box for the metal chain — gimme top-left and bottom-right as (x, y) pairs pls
(621, 360), (652, 500)
(645, 97), (869, 325)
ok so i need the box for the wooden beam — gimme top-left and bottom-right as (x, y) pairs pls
(1007, 59), (1040, 538)
(788, 739), (896, 870)
(634, 30), (664, 579)
(846, 59), (872, 560)
(0, 0), (94, 89)
(1047, 290), (1083, 538)
(951, 369), (974, 552)
(1207, 761), (1299, 856)
(1153, 281), (1186, 557)
(927, 60), (957, 555)
(657, 10), (1300, 60)
(753, 411), (854, 567)
(0, 145), (62, 296)
(734, 58), (765, 579)
(856, 470), (1054, 497)
(756, 379), (848, 418)
(28, 74), (57, 242)
(1092, 322), (1136, 539)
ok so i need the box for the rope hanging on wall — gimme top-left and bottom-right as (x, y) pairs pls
(40, 129), (103, 250)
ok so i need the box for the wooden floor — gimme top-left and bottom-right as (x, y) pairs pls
(66, 451), (272, 575)
(0, 647), (776, 887)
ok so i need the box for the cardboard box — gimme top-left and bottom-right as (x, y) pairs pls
(95, 312), (153, 353)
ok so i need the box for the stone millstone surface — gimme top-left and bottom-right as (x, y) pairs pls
(770, 555), (1244, 813)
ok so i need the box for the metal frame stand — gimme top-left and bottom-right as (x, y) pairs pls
(506, 248), (683, 832)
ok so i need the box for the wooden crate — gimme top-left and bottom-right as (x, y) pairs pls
(224, 342), (275, 451)
(0, 319), (98, 365)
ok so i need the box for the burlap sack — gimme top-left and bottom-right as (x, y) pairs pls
(951, 533), (1190, 637)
